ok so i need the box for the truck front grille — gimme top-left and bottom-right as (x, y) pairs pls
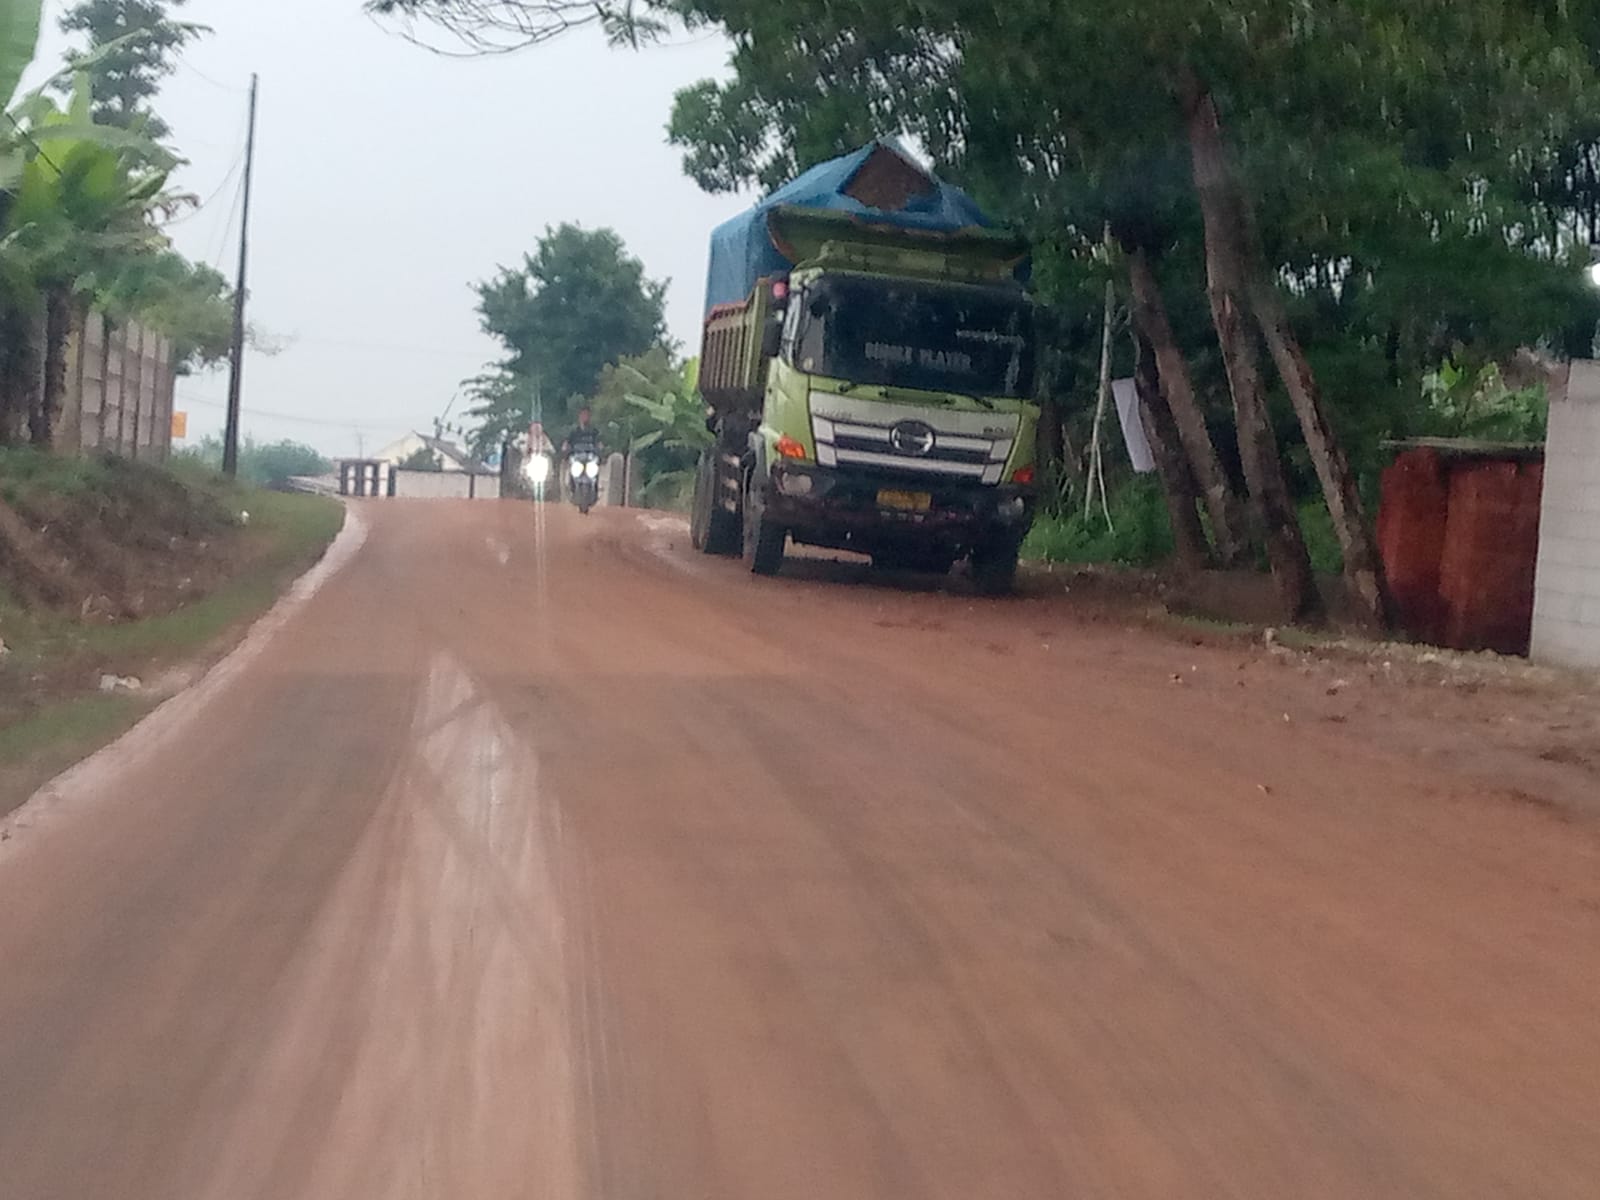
(808, 392), (1018, 485)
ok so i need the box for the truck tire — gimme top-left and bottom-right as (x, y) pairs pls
(692, 450), (740, 556)
(970, 537), (1021, 596)
(743, 476), (786, 576)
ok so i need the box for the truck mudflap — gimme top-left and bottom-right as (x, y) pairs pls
(763, 461), (1033, 554)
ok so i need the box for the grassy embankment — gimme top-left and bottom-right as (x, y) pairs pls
(0, 451), (343, 810)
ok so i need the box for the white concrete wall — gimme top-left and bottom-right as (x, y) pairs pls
(1531, 361), (1600, 668)
(602, 453), (628, 507)
(393, 470), (500, 500)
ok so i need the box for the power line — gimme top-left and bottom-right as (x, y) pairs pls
(175, 53), (251, 94)
(165, 101), (252, 230)
(3, 111), (60, 173)
(176, 391), (400, 432)
(280, 334), (490, 358)
(206, 156), (247, 275)
(164, 144), (247, 228)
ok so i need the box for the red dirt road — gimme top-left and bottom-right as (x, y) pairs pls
(1, 501), (1597, 1199)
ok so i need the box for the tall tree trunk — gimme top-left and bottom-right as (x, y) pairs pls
(1125, 245), (1251, 565)
(1250, 282), (1391, 628)
(1133, 326), (1211, 574)
(32, 290), (72, 448)
(1084, 277), (1115, 524)
(1180, 72), (1320, 622)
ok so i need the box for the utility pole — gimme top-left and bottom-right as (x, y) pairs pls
(223, 74), (260, 478)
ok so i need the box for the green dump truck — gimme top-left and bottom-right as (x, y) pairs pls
(691, 142), (1040, 593)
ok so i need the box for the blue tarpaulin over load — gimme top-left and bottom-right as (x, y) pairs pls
(703, 141), (998, 316)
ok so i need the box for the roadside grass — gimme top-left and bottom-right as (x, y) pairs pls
(69, 489), (343, 659)
(0, 480), (343, 812)
(0, 696), (147, 799)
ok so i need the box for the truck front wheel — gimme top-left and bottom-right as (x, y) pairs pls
(743, 476), (786, 576)
(970, 536), (1021, 596)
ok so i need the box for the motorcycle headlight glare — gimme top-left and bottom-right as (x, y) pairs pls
(584, 460), (600, 480)
(569, 459), (585, 479)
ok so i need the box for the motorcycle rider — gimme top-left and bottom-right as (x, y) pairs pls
(561, 406), (603, 500)
(562, 406), (603, 456)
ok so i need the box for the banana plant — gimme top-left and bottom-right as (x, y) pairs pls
(4, 75), (172, 443)
(621, 359), (713, 455)
(3, 12), (175, 196)
(0, 0), (40, 110)
(0, 0), (42, 197)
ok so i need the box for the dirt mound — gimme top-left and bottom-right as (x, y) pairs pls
(0, 453), (239, 621)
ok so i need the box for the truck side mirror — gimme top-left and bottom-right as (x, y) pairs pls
(761, 315), (782, 359)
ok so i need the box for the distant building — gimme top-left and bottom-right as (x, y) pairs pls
(373, 431), (487, 474)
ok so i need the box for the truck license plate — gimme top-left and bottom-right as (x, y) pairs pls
(878, 489), (932, 512)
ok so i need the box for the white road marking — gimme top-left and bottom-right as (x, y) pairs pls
(176, 651), (584, 1198)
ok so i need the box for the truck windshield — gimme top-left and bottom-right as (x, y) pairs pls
(793, 276), (1035, 399)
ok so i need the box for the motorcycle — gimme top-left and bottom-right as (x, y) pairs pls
(568, 450), (601, 514)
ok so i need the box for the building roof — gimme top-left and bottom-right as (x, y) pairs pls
(375, 431), (489, 473)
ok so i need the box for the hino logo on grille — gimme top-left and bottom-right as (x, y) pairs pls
(888, 420), (938, 457)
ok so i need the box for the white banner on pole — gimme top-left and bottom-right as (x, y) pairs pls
(1112, 377), (1156, 473)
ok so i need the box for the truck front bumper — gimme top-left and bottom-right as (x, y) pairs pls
(764, 462), (1035, 552)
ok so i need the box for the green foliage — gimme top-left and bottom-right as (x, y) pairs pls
(0, 0), (42, 113)
(57, 0), (201, 140)
(584, 348), (706, 508)
(4, 81), (172, 291)
(0, 443), (109, 499)
(475, 223), (668, 418)
(398, 445), (442, 472)
(104, 252), (233, 370)
(365, 0), (659, 52)
(1022, 476), (1174, 568)
(460, 367), (534, 460)
(1297, 499), (1344, 576)
(1419, 361), (1549, 443)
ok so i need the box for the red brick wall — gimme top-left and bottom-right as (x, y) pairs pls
(1378, 448), (1545, 653)
(1437, 460), (1545, 655)
(1377, 449), (1451, 645)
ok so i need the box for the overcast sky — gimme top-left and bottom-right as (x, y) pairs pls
(26, 0), (746, 457)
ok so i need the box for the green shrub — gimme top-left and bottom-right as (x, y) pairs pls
(1297, 499), (1345, 574)
(1023, 476), (1174, 566)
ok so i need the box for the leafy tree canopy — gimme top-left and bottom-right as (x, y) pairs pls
(472, 222), (668, 437)
(58, 0), (202, 140)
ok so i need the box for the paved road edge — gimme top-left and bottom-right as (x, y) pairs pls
(0, 505), (370, 857)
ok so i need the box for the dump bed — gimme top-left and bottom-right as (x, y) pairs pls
(702, 141), (1007, 316)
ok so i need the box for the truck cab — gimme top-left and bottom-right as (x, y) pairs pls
(691, 147), (1041, 593)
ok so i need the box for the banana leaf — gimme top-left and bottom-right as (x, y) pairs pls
(0, 0), (41, 112)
